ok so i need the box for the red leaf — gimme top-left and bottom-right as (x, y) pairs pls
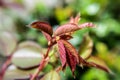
(54, 23), (79, 36)
(42, 31), (52, 41)
(60, 40), (88, 70)
(54, 22), (94, 36)
(57, 40), (67, 69)
(79, 22), (94, 29)
(60, 40), (79, 63)
(85, 56), (112, 74)
(58, 40), (78, 74)
(30, 21), (53, 36)
(30, 21), (53, 41)
(65, 46), (77, 73)
(69, 13), (80, 24)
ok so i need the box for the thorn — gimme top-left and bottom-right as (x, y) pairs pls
(48, 41), (51, 46)
(109, 70), (115, 76)
(80, 64), (84, 69)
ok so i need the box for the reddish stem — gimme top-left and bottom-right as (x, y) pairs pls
(0, 46), (18, 80)
(0, 55), (12, 80)
(55, 66), (62, 73)
(30, 47), (51, 80)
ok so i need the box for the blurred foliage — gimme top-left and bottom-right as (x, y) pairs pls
(81, 68), (109, 80)
(0, 0), (120, 80)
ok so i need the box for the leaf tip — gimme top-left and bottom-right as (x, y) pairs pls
(78, 22), (95, 29)
(108, 69), (115, 76)
(26, 24), (31, 28)
(80, 64), (84, 69)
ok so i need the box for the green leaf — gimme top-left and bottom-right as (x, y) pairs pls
(48, 46), (58, 63)
(81, 68), (109, 80)
(78, 35), (93, 59)
(0, 31), (17, 56)
(4, 65), (43, 80)
(11, 41), (43, 69)
(41, 70), (60, 80)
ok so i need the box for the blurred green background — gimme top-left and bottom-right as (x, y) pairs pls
(0, 0), (120, 80)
